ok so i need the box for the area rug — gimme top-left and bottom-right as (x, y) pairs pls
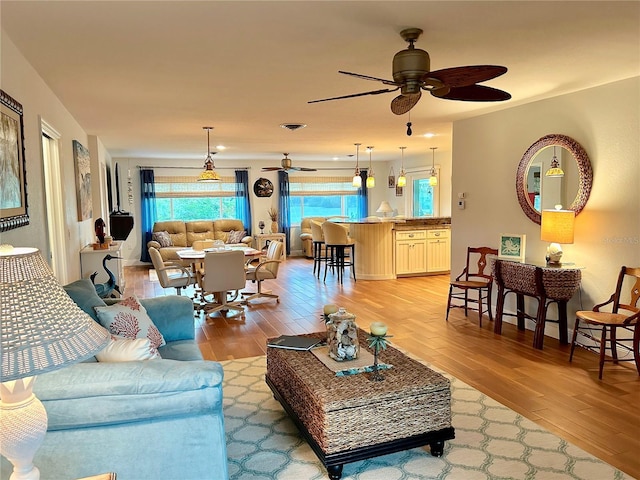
(222, 356), (632, 480)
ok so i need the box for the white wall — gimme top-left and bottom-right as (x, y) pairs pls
(451, 77), (640, 336)
(0, 32), (99, 280)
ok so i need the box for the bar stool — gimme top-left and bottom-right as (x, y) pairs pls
(310, 220), (326, 278)
(322, 221), (356, 284)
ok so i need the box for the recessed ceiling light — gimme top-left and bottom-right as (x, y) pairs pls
(216, 145), (226, 150)
(280, 123), (307, 131)
(423, 133), (436, 138)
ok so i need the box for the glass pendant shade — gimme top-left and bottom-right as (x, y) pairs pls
(428, 147), (438, 186)
(352, 143), (362, 188)
(366, 146), (375, 188)
(197, 127), (221, 182)
(397, 146), (407, 187)
(545, 146), (564, 177)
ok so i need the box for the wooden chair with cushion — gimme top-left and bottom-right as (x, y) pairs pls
(148, 246), (194, 295)
(322, 221), (356, 284)
(243, 241), (283, 304)
(446, 247), (498, 326)
(570, 266), (640, 379)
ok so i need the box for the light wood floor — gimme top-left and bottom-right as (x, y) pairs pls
(124, 258), (640, 479)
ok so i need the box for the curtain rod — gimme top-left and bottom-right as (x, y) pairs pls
(136, 165), (250, 171)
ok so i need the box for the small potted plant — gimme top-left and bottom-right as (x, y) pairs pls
(268, 207), (278, 233)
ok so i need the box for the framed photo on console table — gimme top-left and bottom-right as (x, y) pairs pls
(498, 234), (526, 262)
(0, 90), (29, 231)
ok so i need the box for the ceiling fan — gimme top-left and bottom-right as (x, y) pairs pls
(262, 153), (317, 172)
(309, 28), (511, 115)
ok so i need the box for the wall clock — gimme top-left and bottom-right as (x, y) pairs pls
(253, 178), (274, 198)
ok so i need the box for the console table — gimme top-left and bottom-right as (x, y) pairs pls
(253, 233), (286, 259)
(492, 258), (582, 349)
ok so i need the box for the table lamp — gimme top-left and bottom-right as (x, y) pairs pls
(0, 246), (110, 480)
(540, 208), (575, 264)
(376, 201), (393, 218)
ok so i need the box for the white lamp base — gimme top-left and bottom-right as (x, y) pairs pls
(0, 377), (47, 480)
(546, 242), (563, 264)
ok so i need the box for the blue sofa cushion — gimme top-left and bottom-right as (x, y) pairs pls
(63, 278), (106, 322)
(35, 360), (224, 430)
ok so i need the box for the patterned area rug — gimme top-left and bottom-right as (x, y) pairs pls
(222, 356), (632, 480)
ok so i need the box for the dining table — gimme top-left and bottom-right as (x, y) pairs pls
(176, 246), (263, 309)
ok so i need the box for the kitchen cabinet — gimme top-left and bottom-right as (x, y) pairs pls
(426, 229), (451, 273)
(395, 230), (427, 276)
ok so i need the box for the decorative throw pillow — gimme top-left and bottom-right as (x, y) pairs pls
(227, 229), (246, 244)
(94, 296), (166, 356)
(96, 335), (160, 362)
(152, 231), (173, 247)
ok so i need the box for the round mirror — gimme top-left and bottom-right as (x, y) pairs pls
(516, 134), (592, 224)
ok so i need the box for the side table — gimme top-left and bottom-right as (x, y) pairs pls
(253, 233), (286, 259)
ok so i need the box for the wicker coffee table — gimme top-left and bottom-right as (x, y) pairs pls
(266, 330), (455, 479)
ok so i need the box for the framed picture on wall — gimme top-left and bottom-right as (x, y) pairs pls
(73, 139), (93, 221)
(0, 89), (29, 231)
(498, 234), (526, 262)
(395, 184), (403, 196)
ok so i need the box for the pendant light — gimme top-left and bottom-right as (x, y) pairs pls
(366, 146), (375, 188)
(197, 127), (221, 182)
(545, 146), (564, 177)
(397, 147), (407, 187)
(352, 143), (362, 188)
(429, 147), (438, 186)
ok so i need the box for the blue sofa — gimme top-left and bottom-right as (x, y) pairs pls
(0, 279), (229, 480)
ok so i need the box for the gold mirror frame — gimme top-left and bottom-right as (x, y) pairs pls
(516, 134), (593, 225)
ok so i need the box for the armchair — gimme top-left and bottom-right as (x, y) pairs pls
(244, 241), (283, 304)
(149, 246), (194, 295)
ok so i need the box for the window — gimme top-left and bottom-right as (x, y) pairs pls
(289, 176), (359, 225)
(154, 175), (238, 221)
(406, 168), (440, 217)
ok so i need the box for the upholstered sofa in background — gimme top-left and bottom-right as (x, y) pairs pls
(0, 279), (229, 480)
(147, 219), (252, 262)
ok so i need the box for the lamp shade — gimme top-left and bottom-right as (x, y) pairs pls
(1, 247), (110, 382)
(376, 201), (393, 215)
(541, 209), (575, 244)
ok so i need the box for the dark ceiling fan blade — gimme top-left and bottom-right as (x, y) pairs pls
(293, 167), (318, 172)
(261, 167), (283, 171)
(426, 65), (508, 88)
(431, 84), (511, 101)
(338, 71), (400, 87)
(308, 87), (400, 104)
(390, 92), (422, 115)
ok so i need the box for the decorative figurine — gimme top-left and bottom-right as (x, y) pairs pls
(367, 322), (391, 381)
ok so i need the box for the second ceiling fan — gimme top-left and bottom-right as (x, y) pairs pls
(309, 28), (511, 115)
(262, 153), (317, 172)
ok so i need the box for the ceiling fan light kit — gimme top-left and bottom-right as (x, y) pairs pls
(280, 123), (307, 131)
(197, 127), (221, 182)
(309, 27), (511, 115)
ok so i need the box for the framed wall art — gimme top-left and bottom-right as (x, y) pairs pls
(395, 184), (403, 197)
(73, 139), (93, 221)
(0, 90), (29, 231)
(388, 167), (395, 188)
(498, 234), (526, 262)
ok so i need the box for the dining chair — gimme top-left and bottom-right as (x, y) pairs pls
(322, 221), (355, 284)
(570, 266), (640, 379)
(201, 249), (247, 319)
(446, 246), (498, 326)
(243, 241), (283, 304)
(148, 246), (194, 295)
